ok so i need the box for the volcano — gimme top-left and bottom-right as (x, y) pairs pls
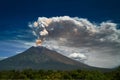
(0, 46), (111, 71)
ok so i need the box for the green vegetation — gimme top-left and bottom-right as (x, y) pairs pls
(0, 67), (120, 80)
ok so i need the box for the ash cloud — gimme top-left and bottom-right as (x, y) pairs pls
(29, 16), (120, 68)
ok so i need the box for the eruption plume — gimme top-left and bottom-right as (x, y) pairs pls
(29, 16), (120, 68)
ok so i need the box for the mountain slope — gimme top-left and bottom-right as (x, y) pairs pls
(0, 46), (111, 71)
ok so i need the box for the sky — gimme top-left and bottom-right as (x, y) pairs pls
(0, 0), (120, 68)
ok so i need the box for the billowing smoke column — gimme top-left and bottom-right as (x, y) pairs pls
(29, 17), (50, 46)
(29, 16), (120, 68)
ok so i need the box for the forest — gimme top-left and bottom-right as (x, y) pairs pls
(0, 67), (120, 80)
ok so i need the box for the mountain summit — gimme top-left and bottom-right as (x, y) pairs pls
(0, 46), (110, 71)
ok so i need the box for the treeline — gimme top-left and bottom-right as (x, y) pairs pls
(0, 68), (120, 80)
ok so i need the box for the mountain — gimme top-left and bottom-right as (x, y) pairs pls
(0, 46), (111, 71)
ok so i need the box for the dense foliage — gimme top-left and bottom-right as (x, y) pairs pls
(0, 68), (120, 80)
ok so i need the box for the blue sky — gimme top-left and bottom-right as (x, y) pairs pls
(0, 0), (120, 58)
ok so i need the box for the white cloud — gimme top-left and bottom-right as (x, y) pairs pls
(69, 53), (86, 58)
(69, 53), (87, 61)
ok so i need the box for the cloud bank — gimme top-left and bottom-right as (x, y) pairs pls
(29, 16), (120, 68)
